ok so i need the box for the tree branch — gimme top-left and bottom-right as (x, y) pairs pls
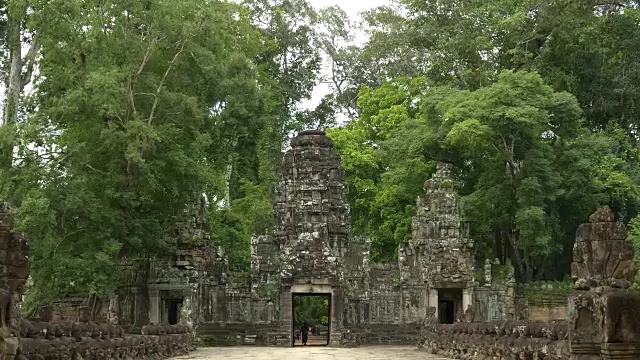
(592, 0), (625, 7)
(135, 40), (157, 77)
(148, 39), (187, 126)
(20, 35), (39, 91)
(129, 37), (161, 116)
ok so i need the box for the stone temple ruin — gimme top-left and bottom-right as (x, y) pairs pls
(104, 130), (515, 346)
(3, 130), (640, 359)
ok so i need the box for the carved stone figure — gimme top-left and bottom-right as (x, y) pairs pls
(568, 206), (640, 360)
(571, 206), (636, 290)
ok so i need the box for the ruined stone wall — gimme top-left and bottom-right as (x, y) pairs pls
(419, 320), (569, 359)
(473, 287), (512, 322)
(367, 264), (401, 324)
(113, 202), (225, 331)
(422, 207), (640, 359)
(340, 260), (425, 345)
(1, 204), (196, 359)
(224, 272), (252, 323)
(513, 284), (569, 321)
(472, 263), (516, 322)
(525, 302), (568, 322)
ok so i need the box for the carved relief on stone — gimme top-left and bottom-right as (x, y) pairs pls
(568, 293), (602, 357)
(600, 290), (640, 344)
(273, 130), (352, 283)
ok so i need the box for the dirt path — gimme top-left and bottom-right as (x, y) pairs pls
(170, 346), (453, 360)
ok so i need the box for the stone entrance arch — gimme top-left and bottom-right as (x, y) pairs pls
(290, 281), (333, 347)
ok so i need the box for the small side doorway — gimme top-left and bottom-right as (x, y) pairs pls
(166, 300), (183, 325)
(438, 300), (455, 324)
(437, 288), (463, 324)
(291, 293), (331, 347)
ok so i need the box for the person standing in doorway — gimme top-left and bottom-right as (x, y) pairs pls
(301, 321), (309, 346)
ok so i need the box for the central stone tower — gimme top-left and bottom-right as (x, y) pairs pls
(270, 129), (351, 344)
(274, 129), (351, 283)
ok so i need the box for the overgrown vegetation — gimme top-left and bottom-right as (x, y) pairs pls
(293, 296), (329, 327)
(2, 0), (640, 304)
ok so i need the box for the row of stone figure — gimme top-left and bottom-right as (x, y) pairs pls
(14, 315), (193, 360)
(421, 320), (569, 360)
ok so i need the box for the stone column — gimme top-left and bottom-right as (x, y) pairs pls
(108, 292), (119, 324)
(484, 259), (492, 287)
(149, 289), (160, 325)
(462, 288), (473, 312)
(427, 289), (438, 320)
(181, 284), (197, 328)
(568, 292), (601, 360)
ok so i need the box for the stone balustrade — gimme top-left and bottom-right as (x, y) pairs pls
(17, 321), (193, 360)
(419, 320), (570, 359)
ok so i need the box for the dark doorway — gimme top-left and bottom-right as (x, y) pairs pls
(166, 300), (182, 325)
(437, 288), (463, 324)
(438, 300), (455, 324)
(291, 293), (331, 347)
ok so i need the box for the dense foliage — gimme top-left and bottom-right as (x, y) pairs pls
(2, 0), (640, 306)
(293, 295), (329, 327)
(328, 0), (640, 281)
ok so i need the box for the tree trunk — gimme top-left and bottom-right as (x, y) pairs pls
(507, 230), (527, 282)
(524, 248), (534, 282)
(224, 138), (238, 209)
(0, 13), (22, 172)
(4, 17), (21, 126)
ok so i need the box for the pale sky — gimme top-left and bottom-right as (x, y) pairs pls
(301, 0), (390, 114)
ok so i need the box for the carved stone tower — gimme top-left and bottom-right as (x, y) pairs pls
(270, 129), (352, 344)
(411, 162), (474, 323)
(273, 129), (351, 283)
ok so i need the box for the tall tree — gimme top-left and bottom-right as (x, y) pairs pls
(11, 0), (267, 302)
(361, 0), (640, 134)
(1, 0), (38, 189)
(332, 71), (640, 280)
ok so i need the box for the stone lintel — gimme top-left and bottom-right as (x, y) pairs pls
(149, 283), (190, 292)
(290, 283), (334, 294)
(432, 282), (472, 289)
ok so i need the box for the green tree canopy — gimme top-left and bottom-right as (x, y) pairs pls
(332, 70), (640, 281)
